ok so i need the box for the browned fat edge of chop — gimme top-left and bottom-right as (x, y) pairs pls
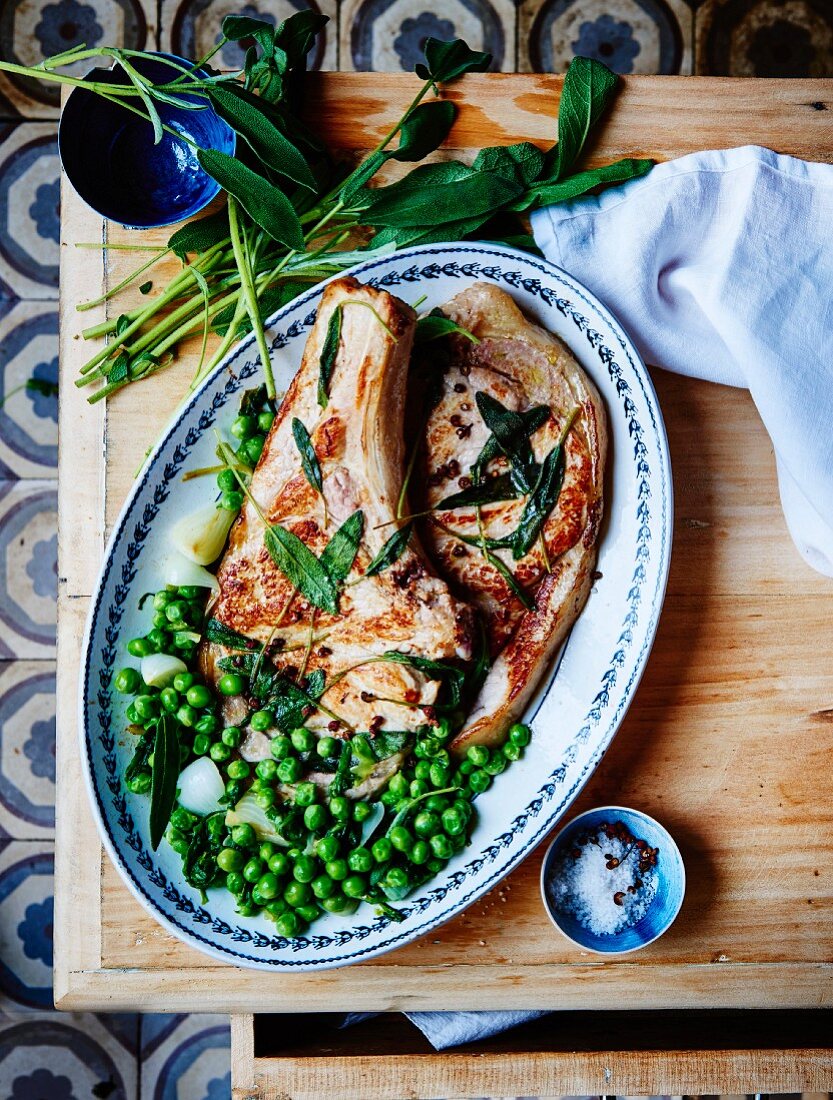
(413, 283), (607, 754)
(199, 277), (474, 764)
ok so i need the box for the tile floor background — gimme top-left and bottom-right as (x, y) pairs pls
(1, 0), (832, 1096)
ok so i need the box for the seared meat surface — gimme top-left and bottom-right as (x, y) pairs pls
(412, 283), (607, 752)
(200, 277), (474, 760)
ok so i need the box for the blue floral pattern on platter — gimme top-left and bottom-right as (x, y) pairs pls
(81, 244), (672, 970)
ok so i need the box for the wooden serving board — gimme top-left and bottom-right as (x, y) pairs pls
(55, 74), (833, 1017)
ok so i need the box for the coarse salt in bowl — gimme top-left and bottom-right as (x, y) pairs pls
(540, 805), (685, 954)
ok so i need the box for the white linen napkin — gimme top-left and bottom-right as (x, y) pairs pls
(341, 1009), (549, 1050)
(532, 144), (833, 576)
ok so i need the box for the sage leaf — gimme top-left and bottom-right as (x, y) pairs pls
(367, 213), (490, 251)
(438, 471), (522, 509)
(415, 310), (478, 345)
(475, 391), (542, 493)
(512, 442), (567, 560)
(222, 14), (276, 53)
(205, 617), (259, 650)
(339, 151), (387, 205)
(207, 85), (316, 190)
(473, 405), (550, 478)
(549, 57), (617, 182)
(320, 510), (364, 583)
(365, 522), (413, 576)
(473, 142), (544, 188)
(149, 714), (180, 850)
(25, 377), (58, 398)
(291, 417), (323, 497)
(415, 37), (491, 84)
(125, 729), (153, 784)
(389, 100), (457, 162)
(264, 525), (339, 614)
(197, 150), (305, 251)
(317, 304), (342, 407)
(139, 280), (152, 294)
(359, 162), (522, 228)
(274, 10), (328, 68)
(380, 651), (465, 707)
(168, 209), (229, 260)
(512, 158), (654, 213)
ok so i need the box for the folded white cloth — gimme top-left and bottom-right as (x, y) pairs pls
(532, 144), (833, 576)
(341, 1009), (549, 1050)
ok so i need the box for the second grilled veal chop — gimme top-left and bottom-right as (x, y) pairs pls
(200, 278), (474, 775)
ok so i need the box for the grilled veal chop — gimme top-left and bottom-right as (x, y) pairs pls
(200, 277), (474, 773)
(412, 283), (607, 753)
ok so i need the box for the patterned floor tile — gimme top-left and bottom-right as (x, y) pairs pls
(0, 1009), (139, 1099)
(0, 0), (156, 120)
(0, 662), (55, 839)
(0, 481), (57, 660)
(695, 0), (833, 76)
(159, 0), (337, 72)
(520, 0), (693, 74)
(0, 124), (59, 300)
(341, 0), (517, 71)
(0, 300), (58, 479)
(0, 839), (54, 1011)
(139, 1013), (231, 1100)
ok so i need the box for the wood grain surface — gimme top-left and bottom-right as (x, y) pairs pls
(55, 73), (833, 1053)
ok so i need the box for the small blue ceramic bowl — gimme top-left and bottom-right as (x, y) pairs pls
(540, 805), (685, 954)
(58, 53), (236, 229)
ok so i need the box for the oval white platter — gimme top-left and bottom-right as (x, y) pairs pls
(81, 242), (673, 971)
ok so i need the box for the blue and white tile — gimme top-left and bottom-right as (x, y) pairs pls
(0, 0), (156, 119)
(140, 1013), (231, 1100)
(340, 0), (516, 71)
(0, 662), (55, 839)
(0, 124), (60, 299)
(696, 0), (833, 76)
(160, 0), (338, 72)
(0, 481), (57, 659)
(0, 300), (58, 478)
(520, 0), (693, 74)
(0, 840), (54, 1011)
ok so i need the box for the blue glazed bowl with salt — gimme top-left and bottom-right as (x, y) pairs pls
(540, 805), (685, 954)
(59, 53), (235, 229)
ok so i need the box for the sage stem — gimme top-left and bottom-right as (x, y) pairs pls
(228, 196), (275, 399)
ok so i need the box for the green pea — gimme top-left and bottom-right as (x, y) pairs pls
(293, 855), (317, 883)
(196, 716), (220, 738)
(172, 672), (195, 693)
(115, 667), (140, 694)
(256, 872), (280, 900)
(414, 760), (431, 782)
(169, 833), (189, 856)
(226, 870), (245, 895)
(250, 884), (268, 908)
(484, 754), (507, 776)
(389, 826), (413, 853)
(429, 833), (453, 859)
(329, 796), (350, 821)
(250, 709), (273, 732)
(296, 904), (319, 924)
(343, 874), (366, 899)
(372, 837), (392, 863)
(227, 759), (249, 781)
(432, 749), (451, 768)
(503, 742), (522, 762)
(225, 779), (242, 802)
(384, 866), (409, 890)
(410, 839), (430, 865)
(257, 410), (275, 433)
(178, 585), (201, 600)
(133, 695), (157, 722)
(270, 735), (292, 760)
(325, 858), (348, 881)
(127, 636), (154, 658)
(283, 881), (311, 908)
(243, 857), (264, 883)
(256, 788), (276, 809)
(159, 687), (179, 713)
(151, 611), (168, 629)
(165, 600), (187, 624)
(183, 684), (209, 709)
(268, 852), (289, 876)
(441, 808), (466, 836)
(126, 771), (151, 794)
(216, 673), (242, 698)
(316, 735), (338, 759)
(210, 741), (231, 763)
(427, 857), (445, 874)
(413, 811), (440, 839)
(228, 827), (255, 849)
(388, 773), (409, 799)
(217, 468), (238, 492)
(222, 726), (242, 748)
(275, 911), (301, 937)
(311, 874), (335, 899)
(468, 769), (491, 794)
(254, 758), (276, 783)
(152, 590), (172, 610)
(413, 741), (431, 760)
(220, 490), (244, 512)
(458, 759), (475, 776)
(315, 835), (339, 861)
(290, 727), (314, 752)
(508, 722), (531, 747)
(409, 779), (429, 799)
(173, 704), (195, 728)
(380, 789), (398, 808)
(146, 629), (167, 652)
(277, 757), (301, 784)
(217, 847), (245, 873)
(348, 847), (372, 873)
(321, 894), (356, 915)
(304, 804), (327, 832)
(425, 794), (449, 814)
(265, 899), (289, 919)
(231, 414), (256, 440)
(452, 799), (473, 820)
(237, 901), (258, 917)
(466, 745), (489, 767)
(292, 781), (315, 808)
(244, 435), (265, 465)
(171, 807), (195, 831)
(352, 801), (373, 823)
